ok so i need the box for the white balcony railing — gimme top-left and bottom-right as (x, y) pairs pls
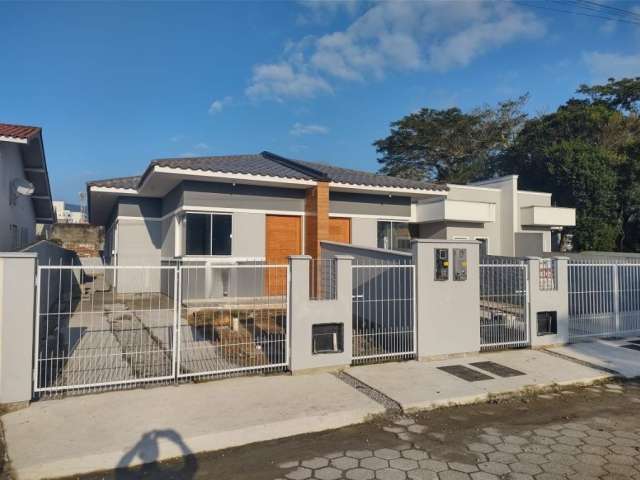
(520, 206), (575, 227)
(416, 199), (496, 224)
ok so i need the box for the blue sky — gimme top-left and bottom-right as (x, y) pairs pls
(2, 1), (639, 203)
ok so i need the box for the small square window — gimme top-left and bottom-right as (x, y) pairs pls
(537, 311), (557, 336)
(312, 323), (344, 354)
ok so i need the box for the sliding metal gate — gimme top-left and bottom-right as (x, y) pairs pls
(480, 262), (530, 350)
(352, 263), (416, 364)
(34, 263), (289, 394)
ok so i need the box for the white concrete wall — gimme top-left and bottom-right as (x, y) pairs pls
(0, 143), (36, 251)
(350, 217), (377, 248)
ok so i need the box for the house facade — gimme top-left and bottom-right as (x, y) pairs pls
(87, 152), (574, 267)
(0, 123), (54, 251)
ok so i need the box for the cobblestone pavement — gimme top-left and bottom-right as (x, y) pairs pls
(74, 379), (640, 480)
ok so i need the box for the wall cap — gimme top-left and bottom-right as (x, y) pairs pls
(0, 252), (38, 259)
(288, 255), (312, 260)
(332, 255), (354, 261)
(553, 256), (571, 260)
(525, 256), (542, 260)
(412, 239), (480, 245)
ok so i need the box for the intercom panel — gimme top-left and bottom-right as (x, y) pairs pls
(434, 248), (449, 281)
(452, 248), (468, 281)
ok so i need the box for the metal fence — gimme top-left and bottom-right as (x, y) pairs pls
(351, 262), (416, 364)
(569, 258), (640, 340)
(480, 259), (530, 350)
(34, 263), (289, 394)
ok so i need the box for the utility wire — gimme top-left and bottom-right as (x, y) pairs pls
(516, 1), (640, 26)
(577, 0), (640, 21)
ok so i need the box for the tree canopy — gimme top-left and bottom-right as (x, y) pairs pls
(375, 78), (640, 252)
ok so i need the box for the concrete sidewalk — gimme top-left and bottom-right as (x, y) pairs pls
(2, 373), (384, 480)
(548, 336), (640, 378)
(346, 349), (611, 412)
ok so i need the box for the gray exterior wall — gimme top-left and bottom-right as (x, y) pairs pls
(515, 231), (545, 257)
(350, 217), (377, 248)
(117, 197), (162, 218)
(115, 219), (162, 292)
(418, 222), (446, 240)
(0, 143), (36, 251)
(330, 192), (411, 218)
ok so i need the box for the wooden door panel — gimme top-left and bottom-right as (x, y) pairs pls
(329, 217), (351, 244)
(265, 215), (301, 295)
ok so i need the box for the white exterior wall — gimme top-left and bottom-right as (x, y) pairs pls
(350, 217), (378, 248)
(0, 143), (36, 251)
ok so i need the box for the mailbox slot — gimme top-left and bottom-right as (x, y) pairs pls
(452, 248), (468, 281)
(435, 248), (449, 281)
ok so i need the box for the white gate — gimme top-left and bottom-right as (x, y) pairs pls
(34, 265), (178, 393)
(480, 262), (530, 350)
(34, 263), (289, 394)
(569, 259), (640, 340)
(351, 263), (416, 364)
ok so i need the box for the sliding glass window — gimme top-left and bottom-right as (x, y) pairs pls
(377, 221), (411, 252)
(185, 213), (232, 256)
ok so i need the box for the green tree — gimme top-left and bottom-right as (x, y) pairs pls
(374, 96), (527, 184)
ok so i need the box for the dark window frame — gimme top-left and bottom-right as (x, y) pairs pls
(377, 220), (411, 252)
(184, 212), (233, 256)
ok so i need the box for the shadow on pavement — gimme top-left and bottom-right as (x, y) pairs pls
(115, 430), (198, 479)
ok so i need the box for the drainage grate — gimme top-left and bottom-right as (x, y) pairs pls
(333, 371), (402, 413)
(621, 344), (640, 352)
(470, 361), (525, 378)
(437, 365), (493, 382)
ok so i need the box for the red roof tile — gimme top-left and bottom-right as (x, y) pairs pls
(0, 123), (41, 141)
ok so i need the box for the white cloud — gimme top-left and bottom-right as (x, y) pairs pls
(290, 122), (329, 136)
(247, 1), (544, 100)
(170, 134), (184, 142)
(246, 63), (332, 100)
(208, 96), (232, 114)
(193, 142), (209, 151)
(583, 51), (640, 81)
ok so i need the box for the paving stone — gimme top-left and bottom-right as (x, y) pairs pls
(522, 444), (551, 455)
(477, 461), (510, 475)
(398, 433), (414, 442)
(315, 467), (342, 480)
(346, 468), (375, 480)
(467, 443), (495, 454)
(286, 467), (312, 480)
(482, 427), (501, 435)
(384, 426), (407, 434)
(504, 435), (528, 445)
(586, 428), (613, 439)
(478, 434), (502, 445)
(438, 471), (471, 480)
(613, 430), (639, 440)
(402, 450), (428, 461)
(580, 445), (610, 456)
(516, 452), (547, 465)
(583, 436), (612, 447)
(571, 462), (607, 477)
(407, 470), (437, 480)
(608, 445), (639, 455)
(550, 443), (580, 455)
(611, 436), (639, 447)
(448, 462), (478, 473)
(509, 462), (542, 475)
(540, 462), (574, 475)
(331, 456), (359, 470)
(534, 428), (561, 438)
(605, 453), (637, 465)
(389, 458), (419, 471)
(302, 457), (329, 469)
(576, 453), (607, 465)
(556, 436), (583, 446)
(347, 450), (374, 459)
(418, 459), (447, 472)
(375, 449), (402, 460)
(325, 452), (343, 459)
(563, 422), (590, 431)
(361, 457), (389, 470)
(504, 474), (534, 480)
(393, 444), (413, 452)
(375, 468), (406, 480)
(604, 462), (638, 476)
(469, 473), (498, 480)
(534, 473), (566, 480)
(407, 424), (428, 434)
(496, 443), (522, 454)
(279, 461), (300, 469)
(487, 452), (517, 464)
(545, 452), (578, 465)
(394, 418), (415, 427)
(530, 435), (556, 446)
(560, 429), (587, 439)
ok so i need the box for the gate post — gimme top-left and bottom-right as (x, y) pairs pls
(412, 239), (480, 360)
(0, 253), (37, 406)
(526, 256), (570, 347)
(288, 255), (353, 374)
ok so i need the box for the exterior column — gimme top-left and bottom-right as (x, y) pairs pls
(289, 254), (353, 374)
(304, 181), (330, 259)
(527, 256), (570, 347)
(413, 239), (480, 360)
(0, 252), (37, 406)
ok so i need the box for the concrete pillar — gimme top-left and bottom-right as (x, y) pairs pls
(0, 253), (37, 406)
(413, 239), (480, 360)
(289, 255), (353, 374)
(527, 256), (569, 347)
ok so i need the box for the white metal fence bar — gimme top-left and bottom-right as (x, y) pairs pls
(568, 260), (640, 339)
(177, 263), (289, 379)
(352, 263), (416, 364)
(34, 265), (178, 393)
(479, 263), (530, 350)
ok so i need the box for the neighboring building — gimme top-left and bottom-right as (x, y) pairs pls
(87, 152), (574, 267)
(53, 200), (87, 224)
(417, 175), (576, 257)
(0, 123), (55, 251)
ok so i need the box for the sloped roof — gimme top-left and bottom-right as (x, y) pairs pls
(0, 123), (41, 142)
(88, 151), (446, 192)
